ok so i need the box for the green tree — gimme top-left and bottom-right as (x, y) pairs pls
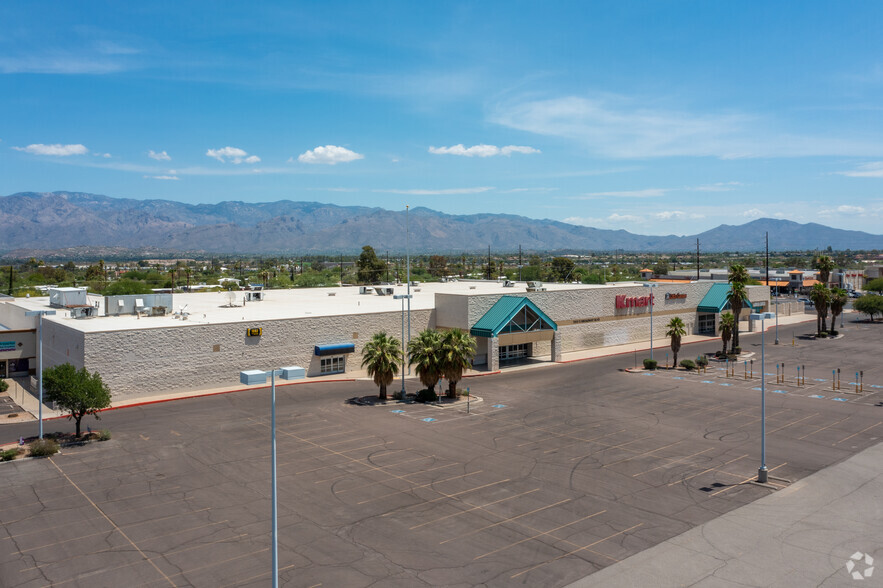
(440, 329), (476, 398)
(652, 260), (669, 277)
(727, 264), (750, 352)
(103, 279), (154, 296)
(42, 363), (112, 437)
(853, 294), (883, 322)
(428, 255), (448, 278)
(866, 278), (883, 294)
(548, 257), (575, 282)
(666, 317), (687, 367)
(809, 283), (830, 335)
(356, 246), (385, 284)
(408, 329), (444, 394)
(361, 332), (403, 400)
(719, 311), (735, 355)
(814, 255), (835, 285)
(829, 287), (848, 331)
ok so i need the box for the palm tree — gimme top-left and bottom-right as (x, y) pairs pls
(408, 329), (444, 394)
(666, 317), (687, 367)
(440, 329), (477, 398)
(809, 283), (831, 335)
(814, 255), (835, 285)
(727, 264), (750, 353)
(361, 332), (403, 400)
(719, 311), (735, 356)
(829, 287), (847, 332)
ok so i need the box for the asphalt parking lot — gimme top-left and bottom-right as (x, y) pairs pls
(1, 319), (881, 587)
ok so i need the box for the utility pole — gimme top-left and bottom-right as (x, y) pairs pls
(386, 251), (390, 283)
(696, 239), (700, 281)
(487, 245), (492, 280)
(765, 231), (769, 289)
(339, 254), (343, 284)
(519, 244), (522, 281)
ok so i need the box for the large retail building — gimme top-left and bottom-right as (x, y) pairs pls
(1, 280), (772, 401)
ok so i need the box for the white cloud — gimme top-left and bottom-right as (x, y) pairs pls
(374, 187), (494, 195)
(742, 208), (765, 218)
(13, 143), (89, 156)
(656, 210), (686, 220)
(836, 161), (883, 178)
(295, 145), (364, 165)
(688, 181), (743, 192)
(608, 213), (643, 223)
(491, 95), (883, 158)
(148, 150), (171, 161)
(206, 146), (261, 164)
(94, 152), (112, 158)
(428, 144), (540, 157)
(564, 213), (643, 227)
(144, 174), (179, 181)
(838, 205), (866, 214)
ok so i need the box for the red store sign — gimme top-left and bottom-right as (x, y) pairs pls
(615, 294), (654, 309)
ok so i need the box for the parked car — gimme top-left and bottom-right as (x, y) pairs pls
(849, 291), (862, 298)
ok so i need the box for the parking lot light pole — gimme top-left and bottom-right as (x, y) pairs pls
(774, 287), (779, 344)
(750, 312), (775, 483)
(642, 283), (657, 361)
(240, 366), (305, 588)
(25, 309), (57, 439)
(394, 294), (412, 398)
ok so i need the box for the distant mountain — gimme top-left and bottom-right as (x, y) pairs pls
(1, 191), (881, 255)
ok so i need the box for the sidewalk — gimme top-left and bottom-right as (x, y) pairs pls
(567, 439), (883, 588)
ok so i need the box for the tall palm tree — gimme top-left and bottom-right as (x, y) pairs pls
(361, 332), (403, 400)
(440, 329), (477, 398)
(829, 287), (847, 332)
(719, 311), (735, 355)
(408, 329), (444, 394)
(814, 255), (835, 285)
(727, 264), (750, 353)
(809, 283), (831, 335)
(666, 317), (687, 367)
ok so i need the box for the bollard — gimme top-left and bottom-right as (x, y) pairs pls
(744, 361), (747, 380)
(832, 369), (836, 391)
(750, 359), (754, 379)
(776, 363), (780, 384)
(860, 371), (864, 393)
(467, 387), (470, 414)
(666, 353), (669, 369)
(797, 365), (800, 387)
(856, 372), (859, 394)
(802, 365), (805, 386)
(837, 368), (841, 391)
(726, 358), (729, 378)
(782, 362), (785, 384)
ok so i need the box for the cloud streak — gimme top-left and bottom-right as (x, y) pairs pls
(13, 143), (89, 156)
(295, 145), (364, 165)
(148, 150), (171, 161)
(206, 146), (260, 164)
(428, 144), (540, 157)
(373, 187), (494, 195)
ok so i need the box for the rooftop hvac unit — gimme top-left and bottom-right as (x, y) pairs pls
(359, 286), (374, 295)
(375, 287), (394, 296)
(503, 280), (515, 287)
(245, 291), (265, 302)
(526, 281), (546, 292)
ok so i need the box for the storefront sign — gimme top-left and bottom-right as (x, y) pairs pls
(615, 294), (654, 309)
(246, 328), (262, 337)
(0, 341), (16, 352)
(665, 293), (687, 300)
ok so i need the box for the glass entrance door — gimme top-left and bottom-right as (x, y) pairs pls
(500, 343), (529, 362)
(0, 360), (6, 378)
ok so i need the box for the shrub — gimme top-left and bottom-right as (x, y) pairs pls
(732, 346), (742, 354)
(1, 448), (18, 461)
(0, 379), (8, 393)
(829, 330), (838, 337)
(643, 359), (658, 370)
(29, 439), (59, 457)
(818, 332), (828, 338)
(680, 359), (697, 371)
(97, 429), (112, 441)
(697, 356), (709, 367)
(392, 390), (404, 401)
(415, 389), (438, 403)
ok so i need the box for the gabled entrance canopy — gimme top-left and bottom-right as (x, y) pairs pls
(470, 296), (557, 338)
(697, 283), (757, 314)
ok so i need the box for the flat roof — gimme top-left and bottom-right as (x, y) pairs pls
(12, 280), (641, 333)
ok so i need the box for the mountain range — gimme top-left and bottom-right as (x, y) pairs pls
(1, 191), (881, 256)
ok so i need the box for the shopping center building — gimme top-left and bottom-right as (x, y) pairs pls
(0, 280), (772, 400)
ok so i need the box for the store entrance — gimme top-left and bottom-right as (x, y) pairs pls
(500, 343), (529, 362)
(0, 360), (6, 378)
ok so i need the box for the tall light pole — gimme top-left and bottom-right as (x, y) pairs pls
(750, 311), (775, 483)
(642, 283), (657, 361)
(405, 205), (411, 375)
(239, 366), (305, 588)
(25, 309), (56, 439)
(394, 294), (411, 398)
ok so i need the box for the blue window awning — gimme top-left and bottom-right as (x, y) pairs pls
(314, 343), (355, 356)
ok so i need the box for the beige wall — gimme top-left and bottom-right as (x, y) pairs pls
(65, 309), (434, 400)
(43, 321), (86, 370)
(0, 330), (36, 360)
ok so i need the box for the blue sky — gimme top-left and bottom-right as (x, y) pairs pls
(2, 1), (883, 236)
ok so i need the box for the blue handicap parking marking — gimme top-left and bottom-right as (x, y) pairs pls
(810, 395), (825, 399)
(814, 378), (827, 382)
(719, 383), (731, 387)
(643, 373), (655, 376)
(848, 382), (858, 386)
(673, 377), (684, 380)
(772, 389), (787, 394)
(492, 404), (507, 408)
(833, 398), (848, 402)
(391, 409), (405, 414)
(752, 387), (763, 391)
(871, 385), (883, 389)
(701, 380), (715, 384)
(765, 373), (776, 376)
(421, 417), (436, 422)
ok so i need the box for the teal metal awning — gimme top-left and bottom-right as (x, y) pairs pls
(470, 296), (557, 338)
(696, 283), (756, 313)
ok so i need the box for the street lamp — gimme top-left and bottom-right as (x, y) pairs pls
(642, 283), (658, 361)
(774, 285), (779, 345)
(25, 309), (57, 439)
(393, 294), (412, 399)
(405, 205), (411, 375)
(749, 311), (775, 483)
(239, 366), (305, 588)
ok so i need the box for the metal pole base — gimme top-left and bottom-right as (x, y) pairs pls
(757, 467), (768, 484)
(774, 340), (779, 345)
